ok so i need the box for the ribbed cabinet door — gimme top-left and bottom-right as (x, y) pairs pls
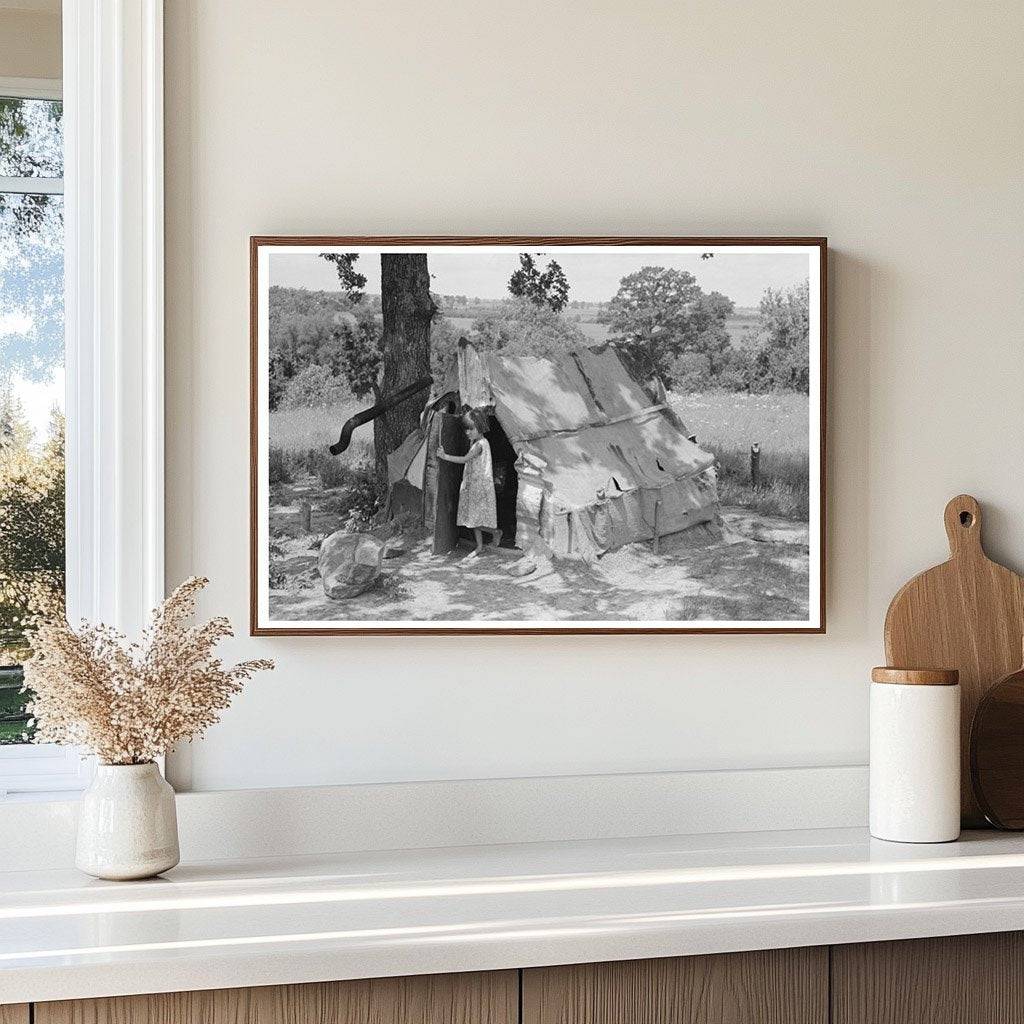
(832, 933), (1024, 1024)
(0, 1006), (29, 1024)
(522, 949), (828, 1024)
(34, 971), (518, 1024)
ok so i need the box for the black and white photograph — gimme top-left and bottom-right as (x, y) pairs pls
(251, 238), (825, 634)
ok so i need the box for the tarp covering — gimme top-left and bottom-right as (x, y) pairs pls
(480, 344), (661, 442)
(387, 428), (425, 485)
(521, 413), (715, 512)
(473, 343), (716, 513)
(401, 340), (720, 558)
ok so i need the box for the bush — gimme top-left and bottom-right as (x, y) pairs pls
(338, 465), (381, 530)
(281, 365), (348, 410)
(305, 449), (349, 489)
(299, 452), (382, 528)
(668, 352), (712, 391)
(715, 359), (752, 392)
(268, 447), (293, 486)
(470, 298), (587, 358)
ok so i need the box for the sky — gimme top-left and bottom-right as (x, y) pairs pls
(1, 239), (64, 446)
(12, 368), (62, 441)
(1, 99), (65, 446)
(270, 248), (811, 309)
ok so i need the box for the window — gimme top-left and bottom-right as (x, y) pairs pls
(0, 5), (167, 798)
(0, 80), (84, 797)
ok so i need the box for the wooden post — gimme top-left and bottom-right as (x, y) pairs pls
(300, 500), (312, 534)
(750, 443), (761, 488)
(652, 499), (662, 555)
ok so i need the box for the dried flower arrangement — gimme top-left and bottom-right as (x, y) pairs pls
(23, 576), (273, 765)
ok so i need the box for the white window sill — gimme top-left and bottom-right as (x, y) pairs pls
(0, 744), (94, 800)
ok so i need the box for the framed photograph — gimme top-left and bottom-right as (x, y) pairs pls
(251, 237), (826, 635)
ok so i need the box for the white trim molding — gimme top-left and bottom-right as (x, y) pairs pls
(0, 744), (93, 800)
(0, 175), (63, 195)
(0, 76), (62, 100)
(63, 0), (164, 635)
(0, 765), (869, 870)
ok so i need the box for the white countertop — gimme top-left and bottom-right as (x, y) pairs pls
(4, 826), (1024, 1004)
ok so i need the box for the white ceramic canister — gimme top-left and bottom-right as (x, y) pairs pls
(76, 762), (180, 880)
(869, 667), (961, 843)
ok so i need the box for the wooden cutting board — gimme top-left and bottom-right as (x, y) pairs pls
(884, 494), (1024, 826)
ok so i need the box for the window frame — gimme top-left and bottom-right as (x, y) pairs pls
(0, 76), (77, 795)
(0, 0), (165, 799)
(0, 76), (63, 195)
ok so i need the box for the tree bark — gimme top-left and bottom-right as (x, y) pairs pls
(375, 253), (435, 495)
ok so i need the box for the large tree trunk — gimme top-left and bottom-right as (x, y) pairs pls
(375, 253), (435, 495)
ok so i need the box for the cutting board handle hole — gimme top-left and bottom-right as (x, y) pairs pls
(960, 511), (975, 527)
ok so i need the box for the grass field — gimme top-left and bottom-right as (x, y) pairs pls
(678, 390), (810, 520)
(681, 390), (809, 452)
(271, 400), (372, 465)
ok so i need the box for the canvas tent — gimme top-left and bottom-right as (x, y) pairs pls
(387, 339), (720, 559)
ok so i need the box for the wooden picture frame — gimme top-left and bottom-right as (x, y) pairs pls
(251, 237), (827, 635)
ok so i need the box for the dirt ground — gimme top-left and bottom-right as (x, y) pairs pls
(268, 481), (810, 623)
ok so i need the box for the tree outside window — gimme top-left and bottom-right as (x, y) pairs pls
(0, 94), (65, 745)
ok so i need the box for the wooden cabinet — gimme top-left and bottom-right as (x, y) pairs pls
(832, 932), (1024, 1024)
(23, 932), (1024, 1024)
(522, 948), (828, 1024)
(34, 971), (517, 1024)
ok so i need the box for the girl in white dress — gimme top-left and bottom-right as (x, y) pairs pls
(437, 409), (500, 558)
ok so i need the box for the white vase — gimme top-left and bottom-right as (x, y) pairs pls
(76, 762), (180, 880)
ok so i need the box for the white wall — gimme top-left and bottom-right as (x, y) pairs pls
(164, 0), (1024, 792)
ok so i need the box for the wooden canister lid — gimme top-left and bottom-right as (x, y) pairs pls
(871, 667), (959, 686)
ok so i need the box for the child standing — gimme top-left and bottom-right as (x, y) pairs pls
(437, 409), (501, 558)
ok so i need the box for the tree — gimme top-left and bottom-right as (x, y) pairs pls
(0, 98), (62, 240)
(0, 400), (64, 663)
(373, 254), (436, 490)
(266, 287), (371, 409)
(320, 254), (437, 492)
(685, 291), (735, 377)
(319, 253), (367, 300)
(508, 254), (570, 313)
(602, 268), (738, 387)
(601, 266), (703, 382)
(759, 280), (809, 351)
(750, 280), (810, 392)
(332, 309), (383, 400)
(0, 393), (33, 452)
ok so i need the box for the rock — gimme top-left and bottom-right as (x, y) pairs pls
(508, 557), (538, 578)
(319, 531), (384, 600)
(382, 536), (407, 559)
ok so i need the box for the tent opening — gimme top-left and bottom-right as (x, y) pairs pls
(488, 415), (518, 548)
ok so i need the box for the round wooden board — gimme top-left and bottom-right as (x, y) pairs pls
(970, 664), (1024, 829)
